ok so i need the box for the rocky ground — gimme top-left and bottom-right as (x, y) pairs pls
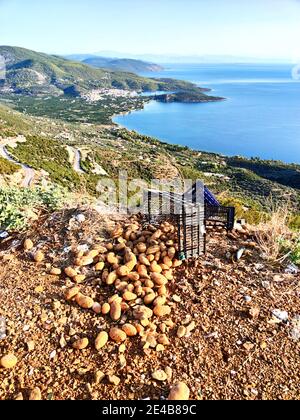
(0, 209), (299, 400)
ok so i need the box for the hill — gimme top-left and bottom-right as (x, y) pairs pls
(0, 46), (200, 98)
(82, 57), (164, 73)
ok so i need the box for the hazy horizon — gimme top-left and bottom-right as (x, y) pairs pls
(1, 0), (300, 62)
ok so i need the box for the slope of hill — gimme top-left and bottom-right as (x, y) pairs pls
(0, 46), (200, 97)
(82, 57), (164, 73)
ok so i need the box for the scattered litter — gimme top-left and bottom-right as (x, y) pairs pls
(236, 248), (245, 261)
(0, 231), (9, 240)
(285, 263), (299, 274)
(77, 244), (89, 253)
(75, 214), (86, 223)
(0, 317), (6, 340)
(272, 309), (289, 322)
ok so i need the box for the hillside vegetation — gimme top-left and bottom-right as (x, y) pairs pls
(0, 46), (204, 97)
(82, 56), (164, 73)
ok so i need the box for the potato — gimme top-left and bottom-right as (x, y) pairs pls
(137, 265), (149, 278)
(139, 254), (150, 266)
(122, 324), (137, 337)
(117, 266), (130, 277)
(106, 271), (118, 285)
(24, 239), (34, 251)
(162, 270), (173, 280)
(137, 243), (147, 253)
(76, 294), (94, 309)
(81, 256), (94, 266)
(74, 274), (86, 284)
(133, 305), (153, 320)
(107, 253), (118, 265)
(144, 293), (156, 305)
(150, 261), (162, 273)
(112, 226), (123, 238)
(153, 305), (171, 317)
(163, 256), (173, 268)
(72, 338), (89, 350)
(86, 249), (99, 259)
(172, 259), (182, 268)
(153, 296), (167, 306)
(146, 245), (160, 255)
(65, 286), (80, 301)
(157, 285), (167, 296)
(95, 331), (109, 350)
(34, 251), (44, 263)
(125, 253), (137, 272)
(150, 273), (168, 286)
(101, 303), (110, 315)
(95, 261), (105, 271)
(50, 267), (62, 276)
(127, 272), (140, 281)
(123, 291), (137, 301)
(110, 301), (122, 321)
(0, 354), (18, 369)
(109, 327), (127, 343)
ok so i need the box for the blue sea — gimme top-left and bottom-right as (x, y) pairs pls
(113, 63), (300, 164)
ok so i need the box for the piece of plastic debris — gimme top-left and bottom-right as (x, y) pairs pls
(236, 248), (245, 261)
(75, 214), (86, 223)
(77, 244), (89, 253)
(285, 263), (299, 274)
(0, 317), (6, 340)
(272, 309), (289, 322)
(0, 231), (9, 240)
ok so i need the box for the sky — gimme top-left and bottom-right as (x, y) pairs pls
(1, 0), (300, 60)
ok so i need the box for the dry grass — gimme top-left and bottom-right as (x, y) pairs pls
(255, 204), (292, 262)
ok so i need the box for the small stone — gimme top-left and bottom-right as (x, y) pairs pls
(0, 354), (18, 369)
(14, 393), (24, 400)
(177, 326), (186, 338)
(34, 285), (44, 293)
(260, 341), (267, 350)
(119, 344), (126, 353)
(172, 295), (181, 303)
(168, 382), (190, 400)
(249, 306), (260, 319)
(243, 342), (254, 351)
(186, 321), (196, 333)
(59, 335), (67, 348)
(50, 267), (62, 276)
(165, 366), (173, 380)
(24, 239), (34, 251)
(108, 375), (121, 386)
(26, 340), (35, 352)
(156, 344), (165, 352)
(34, 251), (45, 263)
(94, 370), (105, 384)
(92, 303), (102, 314)
(152, 370), (168, 382)
(29, 387), (42, 400)
(72, 338), (89, 350)
(158, 334), (170, 346)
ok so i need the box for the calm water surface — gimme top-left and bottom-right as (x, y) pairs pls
(113, 63), (300, 163)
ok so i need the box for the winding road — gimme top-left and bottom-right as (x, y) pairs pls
(66, 146), (85, 174)
(0, 144), (35, 187)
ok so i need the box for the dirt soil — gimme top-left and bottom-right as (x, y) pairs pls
(0, 209), (299, 400)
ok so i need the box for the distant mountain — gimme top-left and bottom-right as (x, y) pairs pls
(93, 51), (292, 64)
(0, 46), (201, 97)
(82, 57), (164, 73)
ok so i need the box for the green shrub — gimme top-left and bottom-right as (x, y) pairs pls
(0, 186), (66, 231)
(0, 157), (20, 175)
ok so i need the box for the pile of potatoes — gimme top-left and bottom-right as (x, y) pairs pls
(62, 217), (183, 350)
